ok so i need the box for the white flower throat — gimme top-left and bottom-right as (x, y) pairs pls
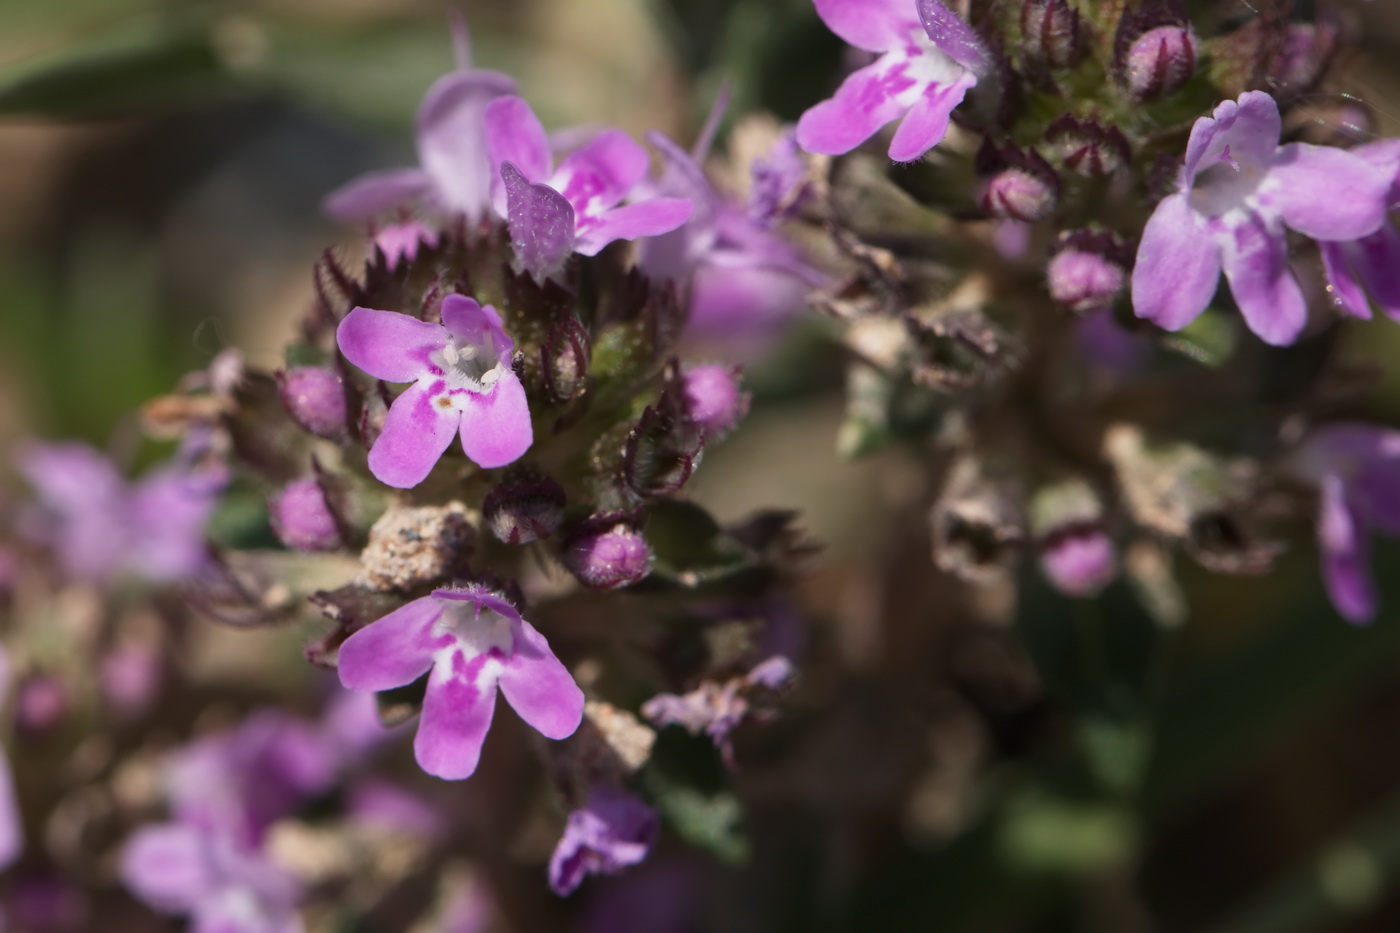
(437, 336), (505, 394)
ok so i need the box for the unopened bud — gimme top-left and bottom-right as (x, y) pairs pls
(1030, 479), (1116, 597)
(542, 314), (591, 405)
(278, 366), (348, 439)
(1045, 115), (1131, 177)
(1122, 26), (1196, 99)
(561, 515), (653, 590)
(683, 365), (750, 439)
(1021, 0), (1083, 72)
(17, 674), (68, 735)
(483, 473), (566, 545)
(977, 142), (1059, 222)
(373, 221), (438, 271)
(1268, 23), (1335, 95)
(931, 456), (1026, 583)
(1046, 229), (1131, 312)
(269, 478), (342, 552)
(623, 372), (706, 499)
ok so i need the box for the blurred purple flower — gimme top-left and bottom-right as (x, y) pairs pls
(1292, 423), (1400, 623)
(323, 32), (516, 226)
(336, 585), (583, 780)
(167, 711), (340, 849)
(0, 647), (17, 871)
(1319, 139), (1400, 321)
(122, 822), (303, 933)
(269, 479), (342, 553)
(482, 96), (692, 280)
(639, 129), (826, 349)
(796, 0), (985, 162)
(1039, 528), (1117, 597)
(683, 365), (750, 439)
(16, 441), (223, 585)
(548, 785), (658, 896)
(1131, 90), (1389, 345)
(337, 295), (532, 488)
(642, 656), (794, 766)
(373, 220), (440, 270)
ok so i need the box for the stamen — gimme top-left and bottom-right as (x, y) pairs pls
(443, 343), (460, 365)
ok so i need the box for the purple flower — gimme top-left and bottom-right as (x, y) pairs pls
(561, 518), (653, 590)
(1039, 528), (1117, 597)
(323, 39), (516, 226)
(122, 822), (303, 933)
(336, 295), (532, 488)
(796, 0), (985, 162)
(268, 479), (342, 552)
(166, 711), (340, 849)
(642, 656), (795, 766)
(373, 220), (439, 270)
(336, 585), (583, 780)
(277, 366), (347, 439)
(482, 96), (693, 280)
(1131, 90), (1390, 345)
(639, 130), (826, 350)
(548, 786), (658, 896)
(0, 647), (19, 871)
(1319, 139), (1400, 321)
(17, 441), (222, 585)
(1291, 424), (1400, 623)
(683, 365), (750, 438)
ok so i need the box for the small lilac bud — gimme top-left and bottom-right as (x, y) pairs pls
(1045, 115), (1131, 177)
(278, 366), (348, 439)
(561, 516), (653, 590)
(1040, 528), (1117, 597)
(1268, 23), (1335, 94)
(100, 644), (162, 714)
(16, 674), (68, 735)
(269, 478), (342, 552)
(1030, 479), (1117, 597)
(1122, 26), (1197, 99)
(683, 365), (750, 439)
(976, 142), (1059, 223)
(1020, 0), (1083, 72)
(542, 314), (591, 405)
(1046, 230), (1131, 312)
(483, 474), (567, 545)
(373, 220), (438, 271)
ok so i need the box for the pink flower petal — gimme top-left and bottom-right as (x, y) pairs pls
(322, 168), (433, 224)
(414, 655), (498, 780)
(917, 0), (990, 72)
(1184, 91), (1281, 184)
(121, 824), (216, 912)
(1219, 212), (1307, 346)
(1319, 474), (1377, 624)
(336, 595), (445, 692)
(887, 73), (974, 162)
(1350, 226), (1400, 320)
(574, 198), (694, 256)
(813, 0), (919, 52)
(551, 130), (650, 215)
(796, 56), (918, 157)
(484, 96), (553, 216)
(416, 69), (518, 220)
(337, 307), (447, 384)
(497, 619), (583, 740)
(1321, 240), (1372, 319)
(441, 294), (513, 360)
(369, 382), (460, 488)
(457, 371), (533, 470)
(1130, 193), (1221, 331)
(1270, 143), (1387, 241)
(502, 161), (577, 281)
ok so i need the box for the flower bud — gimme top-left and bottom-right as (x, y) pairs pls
(931, 455), (1026, 583)
(683, 365), (750, 439)
(100, 644), (162, 715)
(1020, 0), (1083, 72)
(623, 372), (706, 499)
(1268, 23), (1335, 95)
(1046, 229), (1131, 312)
(542, 313), (591, 405)
(269, 478), (342, 552)
(1030, 478), (1116, 597)
(372, 221), (438, 271)
(1044, 115), (1131, 177)
(483, 473), (567, 545)
(278, 366), (348, 439)
(16, 674), (68, 735)
(561, 515), (653, 590)
(1121, 26), (1196, 99)
(976, 141), (1059, 222)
